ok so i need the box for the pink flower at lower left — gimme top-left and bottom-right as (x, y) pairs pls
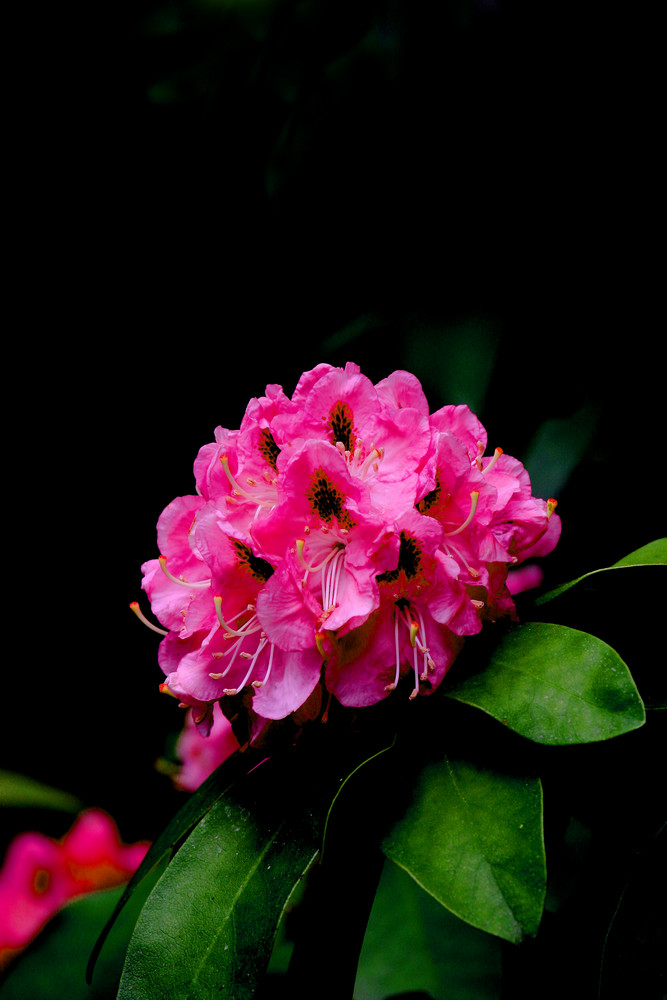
(0, 809), (150, 969)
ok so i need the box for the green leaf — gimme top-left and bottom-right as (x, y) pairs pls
(382, 754), (545, 944)
(536, 538), (666, 605)
(0, 770), (82, 811)
(116, 754), (322, 1000)
(444, 622), (646, 745)
(355, 859), (502, 1000)
(86, 748), (252, 984)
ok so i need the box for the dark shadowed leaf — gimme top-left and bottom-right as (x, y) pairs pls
(355, 859), (502, 1000)
(536, 538), (666, 605)
(86, 749), (254, 983)
(445, 622), (645, 744)
(116, 753), (323, 1000)
(382, 754), (545, 944)
(598, 822), (666, 1000)
(0, 770), (82, 812)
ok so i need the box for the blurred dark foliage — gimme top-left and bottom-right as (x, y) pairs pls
(4, 1), (664, 995)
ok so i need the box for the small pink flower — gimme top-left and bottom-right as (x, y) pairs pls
(0, 810), (149, 969)
(174, 702), (240, 791)
(133, 363), (561, 734)
(507, 563), (544, 595)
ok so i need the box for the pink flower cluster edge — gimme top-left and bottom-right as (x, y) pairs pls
(136, 362), (560, 741)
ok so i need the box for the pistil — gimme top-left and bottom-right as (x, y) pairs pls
(213, 595), (262, 637)
(481, 447), (503, 474)
(159, 556), (210, 588)
(129, 601), (168, 636)
(444, 491), (480, 536)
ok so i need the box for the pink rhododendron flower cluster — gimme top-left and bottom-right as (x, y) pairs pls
(0, 809), (149, 968)
(135, 362), (560, 739)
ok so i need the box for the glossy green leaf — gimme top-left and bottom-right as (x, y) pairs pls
(116, 756), (322, 1000)
(355, 859), (501, 1000)
(0, 770), (81, 811)
(445, 622), (645, 744)
(536, 538), (666, 605)
(382, 755), (545, 944)
(86, 749), (251, 983)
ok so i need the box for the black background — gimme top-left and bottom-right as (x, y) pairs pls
(3, 0), (664, 993)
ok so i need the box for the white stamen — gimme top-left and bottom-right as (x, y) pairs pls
(323, 547), (345, 612)
(409, 643), (420, 700)
(415, 606), (432, 678)
(220, 455), (272, 507)
(224, 637), (267, 695)
(385, 611), (402, 692)
(252, 641), (275, 688)
(296, 540), (342, 576)
(441, 541), (481, 579)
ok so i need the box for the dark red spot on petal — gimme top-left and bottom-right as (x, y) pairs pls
(307, 468), (356, 530)
(378, 531), (423, 584)
(231, 540), (274, 581)
(258, 428), (280, 471)
(328, 400), (355, 452)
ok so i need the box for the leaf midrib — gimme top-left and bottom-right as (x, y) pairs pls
(444, 757), (524, 939)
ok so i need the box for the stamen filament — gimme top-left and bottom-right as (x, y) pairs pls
(220, 455), (272, 507)
(409, 643), (420, 700)
(441, 541), (481, 579)
(253, 642), (275, 688)
(360, 447), (383, 478)
(323, 547), (345, 611)
(415, 606), (432, 678)
(224, 637), (267, 695)
(384, 611), (402, 692)
(297, 539), (343, 576)
(130, 601), (168, 636)
(218, 637), (244, 677)
(213, 595), (262, 637)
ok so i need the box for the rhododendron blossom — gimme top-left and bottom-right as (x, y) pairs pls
(173, 703), (240, 792)
(134, 362), (560, 741)
(0, 810), (149, 968)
